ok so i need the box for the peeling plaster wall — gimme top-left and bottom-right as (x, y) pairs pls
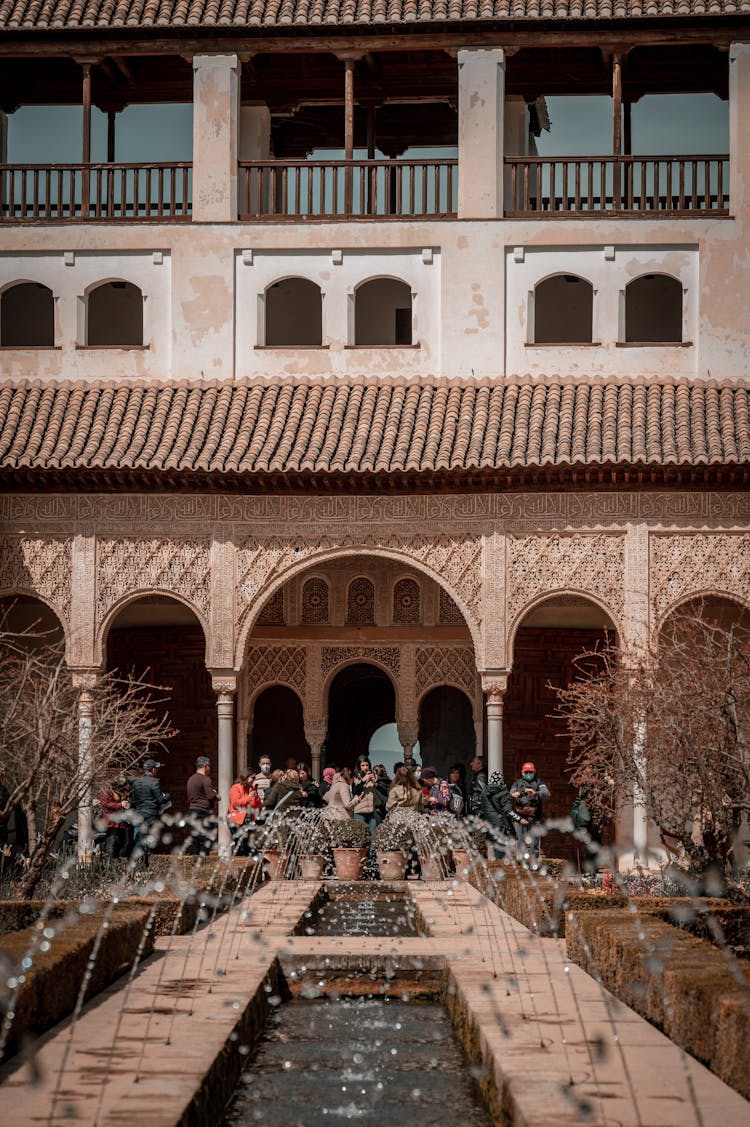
(0, 216), (746, 384)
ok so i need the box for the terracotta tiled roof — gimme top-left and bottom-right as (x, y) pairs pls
(0, 0), (748, 30)
(1, 378), (748, 480)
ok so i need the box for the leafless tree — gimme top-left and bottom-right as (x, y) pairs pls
(0, 632), (174, 898)
(556, 606), (750, 881)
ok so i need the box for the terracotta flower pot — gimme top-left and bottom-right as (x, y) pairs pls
(299, 854), (327, 880)
(332, 847), (368, 881)
(377, 849), (408, 880)
(262, 849), (288, 880)
(451, 847), (472, 877)
(419, 854), (446, 881)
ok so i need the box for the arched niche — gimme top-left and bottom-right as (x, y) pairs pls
(264, 277), (322, 346)
(87, 280), (144, 346)
(346, 576), (376, 625)
(418, 685), (474, 779)
(506, 593), (619, 860)
(624, 273), (682, 343)
(1, 282), (54, 347)
(106, 594), (215, 805)
(354, 277), (412, 345)
(326, 662), (396, 769)
(249, 684), (307, 770)
(532, 274), (593, 344)
(658, 593), (750, 654)
(0, 593), (65, 649)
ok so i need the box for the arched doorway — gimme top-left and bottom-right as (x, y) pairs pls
(105, 595), (214, 811)
(418, 686), (474, 778)
(249, 685), (307, 771)
(326, 663), (396, 769)
(505, 595), (618, 860)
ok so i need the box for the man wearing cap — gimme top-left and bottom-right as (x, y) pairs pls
(129, 759), (170, 867)
(186, 756), (220, 855)
(510, 762), (551, 857)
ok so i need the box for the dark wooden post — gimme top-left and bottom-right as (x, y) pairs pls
(612, 52), (622, 210)
(344, 56), (355, 215)
(107, 110), (116, 162)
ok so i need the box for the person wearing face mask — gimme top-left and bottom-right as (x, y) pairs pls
(510, 761), (550, 857)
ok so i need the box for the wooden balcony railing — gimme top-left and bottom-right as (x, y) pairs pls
(505, 155), (730, 217)
(238, 159), (458, 220)
(0, 163), (192, 221)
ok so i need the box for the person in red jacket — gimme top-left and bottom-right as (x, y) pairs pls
(227, 771), (260, 856)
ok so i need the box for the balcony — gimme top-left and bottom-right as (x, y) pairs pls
(505, 155), (730, 217)
(238, 158), (457, 220)
(0, 163), (192, 222)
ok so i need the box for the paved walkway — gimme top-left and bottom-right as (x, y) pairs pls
(1, 879), (748, 1126)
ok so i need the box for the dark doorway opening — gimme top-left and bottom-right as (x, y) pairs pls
(418, 686), (474, 778)
(326, 663), (396, 770)
(249, 685), (308, 770)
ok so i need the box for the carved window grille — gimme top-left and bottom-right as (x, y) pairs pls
(302, 577), (329, 624)
(393, 578), (420, 624)
(346, 577), (376, 625)
(257, 588), (285, 625)
(439, 587), (464, 625)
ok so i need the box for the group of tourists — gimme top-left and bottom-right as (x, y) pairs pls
(92, 750), (553, 865)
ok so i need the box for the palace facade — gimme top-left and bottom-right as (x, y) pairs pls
(1, 1), (749, 860)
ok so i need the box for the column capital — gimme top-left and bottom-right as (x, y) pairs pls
(70, 668), (101, 693)
(480, 672), (508, 701)
(209, 671), (237, 697)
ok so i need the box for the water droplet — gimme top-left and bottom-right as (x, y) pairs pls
(268, 994), (282, 1007)
(411, 1088), (422, 1100)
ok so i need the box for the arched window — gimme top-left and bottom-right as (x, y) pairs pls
(354, 278), (412, 345)
(346, 577), (376, 625)
(1, 283), (54, 347)
(532, 275), (593, 344)
(265, 278), (322, 346)
(301, 577), (329, 625)
(624, 274), (682, 343)
(393, 578), (420, 624)
(87, 281), (143, 346)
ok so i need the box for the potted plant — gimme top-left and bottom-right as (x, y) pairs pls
(290, 813), (330, 880)
(326, 818), (371, 881)
(414, 813), (452, 880)
(258, 820), (291, 880)
(372, 818), (415, 880)
(451, 824), (487, 878)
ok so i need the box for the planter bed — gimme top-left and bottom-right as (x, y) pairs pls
(566, 907), (750, 1100)
(0, 903), (154, 1060)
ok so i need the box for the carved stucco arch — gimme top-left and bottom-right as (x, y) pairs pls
(655, 589), (750, 635)
(322, 654), (400, 718)
(507, 589), (622, 657)
(95, 589), (210, 667)
(0, 586), (71, 651)
(235, 543), (482, 669)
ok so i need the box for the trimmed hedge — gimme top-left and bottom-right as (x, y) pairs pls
(0, 903), (154, 1059)
(566, 907), (750, 1099)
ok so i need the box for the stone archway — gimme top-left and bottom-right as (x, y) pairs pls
(106, 594), (216, 809)
(325, 663), (396, 769)
(249, 685), (307, 771)
(505, 594), (618, 861)
(418, 685), (474, 778)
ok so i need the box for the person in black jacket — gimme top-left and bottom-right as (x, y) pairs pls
(129, 759), (169, 867)
(480, 771), (521, 856)
(468, 756), (489, 816)
(297, 763), (324, 808)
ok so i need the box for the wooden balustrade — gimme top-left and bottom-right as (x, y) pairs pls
(238, 159), (458, 219)
(0, 163), (192, 221)
(505, 155), (730, 216)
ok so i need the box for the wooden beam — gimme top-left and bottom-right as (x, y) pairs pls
(112, 55), (135, 83)
(81, 61), (92, 163)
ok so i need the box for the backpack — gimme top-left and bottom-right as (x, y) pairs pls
(448, 786), (464, 815)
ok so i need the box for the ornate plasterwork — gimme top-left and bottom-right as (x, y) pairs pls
(321, 646), (401, 683)
(301, 577), (329, 624)
(236, 533), (482, 633)
(507, 533), (625, 625)
(8, 491), (750, 531)
(96, 537), (211, 624)
(651, 533), (750, 620)
(257, 588), (284, 626)
(346, 577), (376, 625)
(245, 646), (306, 702)
(0, 535), (72, 623)
(415, 646), (477, 701)
(393, 578), (420, 624)
(438, 587), (463, 625)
